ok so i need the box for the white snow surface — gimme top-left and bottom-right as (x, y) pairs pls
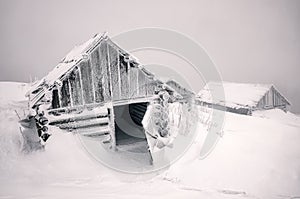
(197, 81), (273, 108)
(0, 81), (30, 104)
(1, 82), (300, 199)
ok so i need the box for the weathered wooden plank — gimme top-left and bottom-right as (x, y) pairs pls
(138, 69), (146, 97)
(90, 47), (104, 103)
(147, 80), (157, 96)
(69, 69), (83, 106)
(67, 79), (73, 106)
(80, 60), (94, 104)
(108, 44), (120, 101)
(129, 66), (138, 98)
(99, 42), (111, 101)
(60, 79), (71, 107)
(119, 55), (129, 99)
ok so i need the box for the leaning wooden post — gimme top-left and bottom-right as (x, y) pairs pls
(77, 65), (85, 105)
(67, 79), (74, 107)
(106, 43), (116, 151)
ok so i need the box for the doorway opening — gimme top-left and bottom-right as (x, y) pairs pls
(113, 102), (149, 153)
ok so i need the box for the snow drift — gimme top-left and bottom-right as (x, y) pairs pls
(0, 81), (300, 199)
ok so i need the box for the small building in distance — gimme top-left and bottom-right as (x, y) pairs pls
(196, 82), (291, 115)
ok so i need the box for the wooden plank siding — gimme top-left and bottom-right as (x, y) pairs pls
(55, 40), (160, 112)
(80, 60), (94, 104)
(138, 69), (147, 97)
(119, 55), (129, 99)
(108, 44), (120, 101)
(128, 66), (139, 98)
(99, 42), (111, 102)
(90, 45), (104, 103)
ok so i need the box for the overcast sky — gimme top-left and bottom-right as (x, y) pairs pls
(0, 0), (299, 113)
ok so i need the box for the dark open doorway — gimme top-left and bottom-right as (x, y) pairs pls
(113, 103), (149, 153)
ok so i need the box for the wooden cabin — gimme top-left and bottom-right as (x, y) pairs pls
(196, 82), (291, 115)
(26, 33), (192, 153)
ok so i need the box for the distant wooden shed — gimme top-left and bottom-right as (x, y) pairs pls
(196, 82), (291, 115)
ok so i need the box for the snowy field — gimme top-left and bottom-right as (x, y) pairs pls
(0, 82), (300, 199)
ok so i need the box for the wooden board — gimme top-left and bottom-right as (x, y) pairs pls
(80, 60), (94, 104)
(119, 55), (129, 99)
(60, 79), (71, 107)
(108, 44), (120, 101)
(90, 47), (104, 103)
(69, 69), (83, 106)
(129, 66), (139, 98)
(138, 69), (146, 97)
(99, 42), (111, 101)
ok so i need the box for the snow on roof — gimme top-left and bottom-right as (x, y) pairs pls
(197, 81), (273, 109)
(28, 33), (106, 95)
(26, 32), (185, 106)
(166, 79), (195, 97)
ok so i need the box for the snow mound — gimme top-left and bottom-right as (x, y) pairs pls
(1, 81), (300, 199)
(253, 108), (300, 127)
(166, 108), (300, 199)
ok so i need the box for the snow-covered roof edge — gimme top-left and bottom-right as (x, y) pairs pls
(165, 79), (195, 97)
(26, 32), (174, 106)
(27, 32), (107, 96)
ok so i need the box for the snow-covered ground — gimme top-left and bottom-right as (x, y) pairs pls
(0, 82), (300, 199)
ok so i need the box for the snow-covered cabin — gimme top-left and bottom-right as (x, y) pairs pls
(196, 82), (290, 115)
(26, 33), (194, 158)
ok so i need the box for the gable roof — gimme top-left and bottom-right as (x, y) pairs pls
(26, 33), (153, 106)
(197, 81), (290, 109)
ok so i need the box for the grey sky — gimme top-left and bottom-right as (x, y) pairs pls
(0, 0), (299, 113)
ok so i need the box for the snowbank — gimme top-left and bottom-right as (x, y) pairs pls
(166, 107), (300, 199)
(0, 81), (300, 199)
(253, 108), (300, 128)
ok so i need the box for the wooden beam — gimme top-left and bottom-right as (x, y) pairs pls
(127, 61), (131, 97)
(67, 79), (74, 107)
(112, 96), (156, 106)
(89, 59), (97, 103)
(117, 51), (122, 97)
(77, 66), (85, 105)
(107, 43), (113, 100)
(106, 43), (116, 150)
(136, 67), (139, 96)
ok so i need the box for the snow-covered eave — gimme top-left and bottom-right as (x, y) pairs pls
(198, 98), (253, 110)
(165, 79), (195, 97)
